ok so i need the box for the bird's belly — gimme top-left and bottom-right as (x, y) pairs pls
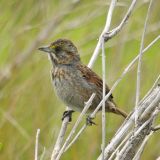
(52, 78), (88, 112)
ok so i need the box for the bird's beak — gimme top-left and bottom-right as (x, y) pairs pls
(38, 46), (51, 53)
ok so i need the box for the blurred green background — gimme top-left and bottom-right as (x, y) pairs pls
(0, 0), (160, 159)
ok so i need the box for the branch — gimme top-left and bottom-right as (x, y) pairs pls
(133, 131), (153, 160)
(102, 38), (106, 160)
(97, 81), (160, 160)
(151, 125), (160, 131)
(51, 108), (71, 160)
(88, 0), (137, 68)
(55, 93), (96, 160)
(116, 107), (160, 160)
(101, 0), (117, 159)
(35, 129), (40, 160)
(104, 0), (137, 41)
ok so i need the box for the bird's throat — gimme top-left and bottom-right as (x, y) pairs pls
(48, 53), (58, 67)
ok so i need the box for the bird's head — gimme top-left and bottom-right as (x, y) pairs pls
(39, 39), (80, 66)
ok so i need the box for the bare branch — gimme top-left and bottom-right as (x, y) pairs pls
(97, 82), (160, 160)
(101, 38), (106, 160)
(108, 133), (132, 160)
(51, 108), (71, 160)
(35, 129), (40, 160)
(151, 125), (160, 131)
(104, 0), (137, 41)
(88, 0), (137, 68)
(133, 131), (153, 160)
(139, 75), (160, 105)
(101, 0), (117, 159)
(55, 93), (96, 160)
(116, 107), (160, 160)
(64, 125), (87, 152)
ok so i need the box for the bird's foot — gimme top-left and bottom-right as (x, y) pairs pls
(62, 110), (75, 122)
(86, 116), (96, 126)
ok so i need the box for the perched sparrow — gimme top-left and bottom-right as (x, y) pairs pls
(39, 39), (127, 123)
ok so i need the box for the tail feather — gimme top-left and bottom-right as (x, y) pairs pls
(107, 101), (128, 118)
(113, 107), (128, 118)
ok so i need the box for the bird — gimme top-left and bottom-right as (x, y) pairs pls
(38, 39), (127, 124)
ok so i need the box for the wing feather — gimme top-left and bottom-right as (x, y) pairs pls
(76, 64), (113, 99)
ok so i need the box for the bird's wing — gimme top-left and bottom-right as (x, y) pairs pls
(76, 64), (113, 99)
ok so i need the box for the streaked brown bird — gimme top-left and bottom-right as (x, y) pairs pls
(39, 39), (127, 123)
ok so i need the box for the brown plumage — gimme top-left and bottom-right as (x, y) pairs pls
(39, 39), (128, 119)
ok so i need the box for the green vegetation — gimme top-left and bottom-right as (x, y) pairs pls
(0, 0), (159, 159)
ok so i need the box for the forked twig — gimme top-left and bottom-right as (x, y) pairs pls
(88, 0), (137, 68)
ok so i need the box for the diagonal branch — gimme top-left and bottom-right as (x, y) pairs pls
(101, 0), (117, 159)
(97, 80), (160, 160)
(88, 0), (137, 68)
(54, 93), (96, 160)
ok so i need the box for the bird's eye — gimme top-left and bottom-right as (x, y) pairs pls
(55, 46), (61, 52)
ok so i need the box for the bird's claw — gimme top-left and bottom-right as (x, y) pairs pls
(86, 116), (96, 126)
(62, 110), (75, 122)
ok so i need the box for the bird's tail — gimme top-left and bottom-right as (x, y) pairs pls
(113, 107), (128, 118)
(107, 101), (128, 118)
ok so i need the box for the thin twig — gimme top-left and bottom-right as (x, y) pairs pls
(88, 0), (137, 68)
(151, 125), (160, 131)
(101, 0), (117, 159)
(35, 129), (40, 160)
(97, 75), (160, 159)
(116, 106), (160, 160)
(101, 38), (106, 160)
(55, 93), (96, 160)
(51, 107), (70, 160)
(108, 132), (132, 160)
(135, 0), (154, 126)
(64, 125), (87, 152)
(104, 0), (137, 41)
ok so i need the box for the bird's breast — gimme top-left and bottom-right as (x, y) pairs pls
(51, 66), (94, 112)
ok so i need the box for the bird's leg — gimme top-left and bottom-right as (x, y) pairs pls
(62, 110), (75, 122)
(86, 115), (96, 126)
